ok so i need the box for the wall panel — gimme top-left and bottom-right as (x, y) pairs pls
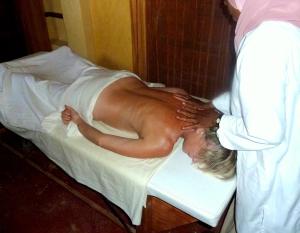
(88, 0), (133, 70)
(145, 0), (235, 98)
(43, 0), (133, 71)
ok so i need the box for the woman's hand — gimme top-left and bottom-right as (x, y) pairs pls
(61, 105), (82, 125)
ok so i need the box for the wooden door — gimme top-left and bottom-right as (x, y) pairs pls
(14, 0), (51, 54)
(0, 0), (27, 62)
(131, 0), (236, 99)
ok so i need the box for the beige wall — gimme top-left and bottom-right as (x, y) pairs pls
(43, 0), (133, 71)
(88, 0), (133, 70)
(43, 0), (67, 49)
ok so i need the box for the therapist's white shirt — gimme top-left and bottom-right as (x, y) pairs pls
(213, 21), (300, 233)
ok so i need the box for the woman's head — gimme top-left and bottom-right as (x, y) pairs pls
(183, 128), (236, 179)
(226, 0), (300, 51)
(193, 128), (236, 179)
(182, 128), (207, 160)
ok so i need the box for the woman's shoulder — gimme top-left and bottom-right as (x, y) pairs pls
(141, 105), (182, 135)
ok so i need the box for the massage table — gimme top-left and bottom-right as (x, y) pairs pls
(0, 47), (236, 233)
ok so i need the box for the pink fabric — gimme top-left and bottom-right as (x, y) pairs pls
(228, 0), (300, 51)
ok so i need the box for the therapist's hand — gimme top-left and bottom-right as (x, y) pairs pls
(177, 108), (219, 130)
(173, 94), (214, 111)
(174, 95), (220, 129)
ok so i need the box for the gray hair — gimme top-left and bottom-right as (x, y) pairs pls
(195, 129), (236, 179)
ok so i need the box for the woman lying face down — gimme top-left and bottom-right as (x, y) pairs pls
(61, 76), (236, 179)
(183, 127), (236, 179)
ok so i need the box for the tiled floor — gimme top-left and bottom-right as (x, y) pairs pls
(0, 129), (218, 233)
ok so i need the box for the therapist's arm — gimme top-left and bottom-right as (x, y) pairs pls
(212, 91), (231, 115)
(216, 28), (287, 151)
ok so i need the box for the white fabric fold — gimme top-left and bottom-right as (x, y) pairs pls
(3, 46), (94, 84)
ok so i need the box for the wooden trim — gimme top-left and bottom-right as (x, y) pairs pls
(130, 0), (147, 80)
(44, 11), (63, 19)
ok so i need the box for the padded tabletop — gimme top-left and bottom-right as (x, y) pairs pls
(147, 139), (236, 227)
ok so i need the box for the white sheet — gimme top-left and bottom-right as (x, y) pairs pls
(3, 46), (93, 84)
(33, 121), (171, 225)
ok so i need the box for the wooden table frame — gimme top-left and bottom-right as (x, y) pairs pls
(136, 196), (232, 233)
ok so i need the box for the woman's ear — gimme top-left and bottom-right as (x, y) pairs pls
(195, 128), (205, 136)
(207, 139), (218, 150)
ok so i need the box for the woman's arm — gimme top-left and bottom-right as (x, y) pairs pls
(62, 105), (173, 158)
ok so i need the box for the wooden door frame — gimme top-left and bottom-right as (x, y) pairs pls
(130, 0), (148, 80)
(15, 0), (51, 53)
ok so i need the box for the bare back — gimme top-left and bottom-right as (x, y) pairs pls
(93, 77), (185, 146)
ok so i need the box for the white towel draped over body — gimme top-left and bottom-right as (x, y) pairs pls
(42, 69), (139, 136)
(0, 46), (168, 224)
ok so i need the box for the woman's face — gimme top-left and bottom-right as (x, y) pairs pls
(224, 0), (241, 21)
